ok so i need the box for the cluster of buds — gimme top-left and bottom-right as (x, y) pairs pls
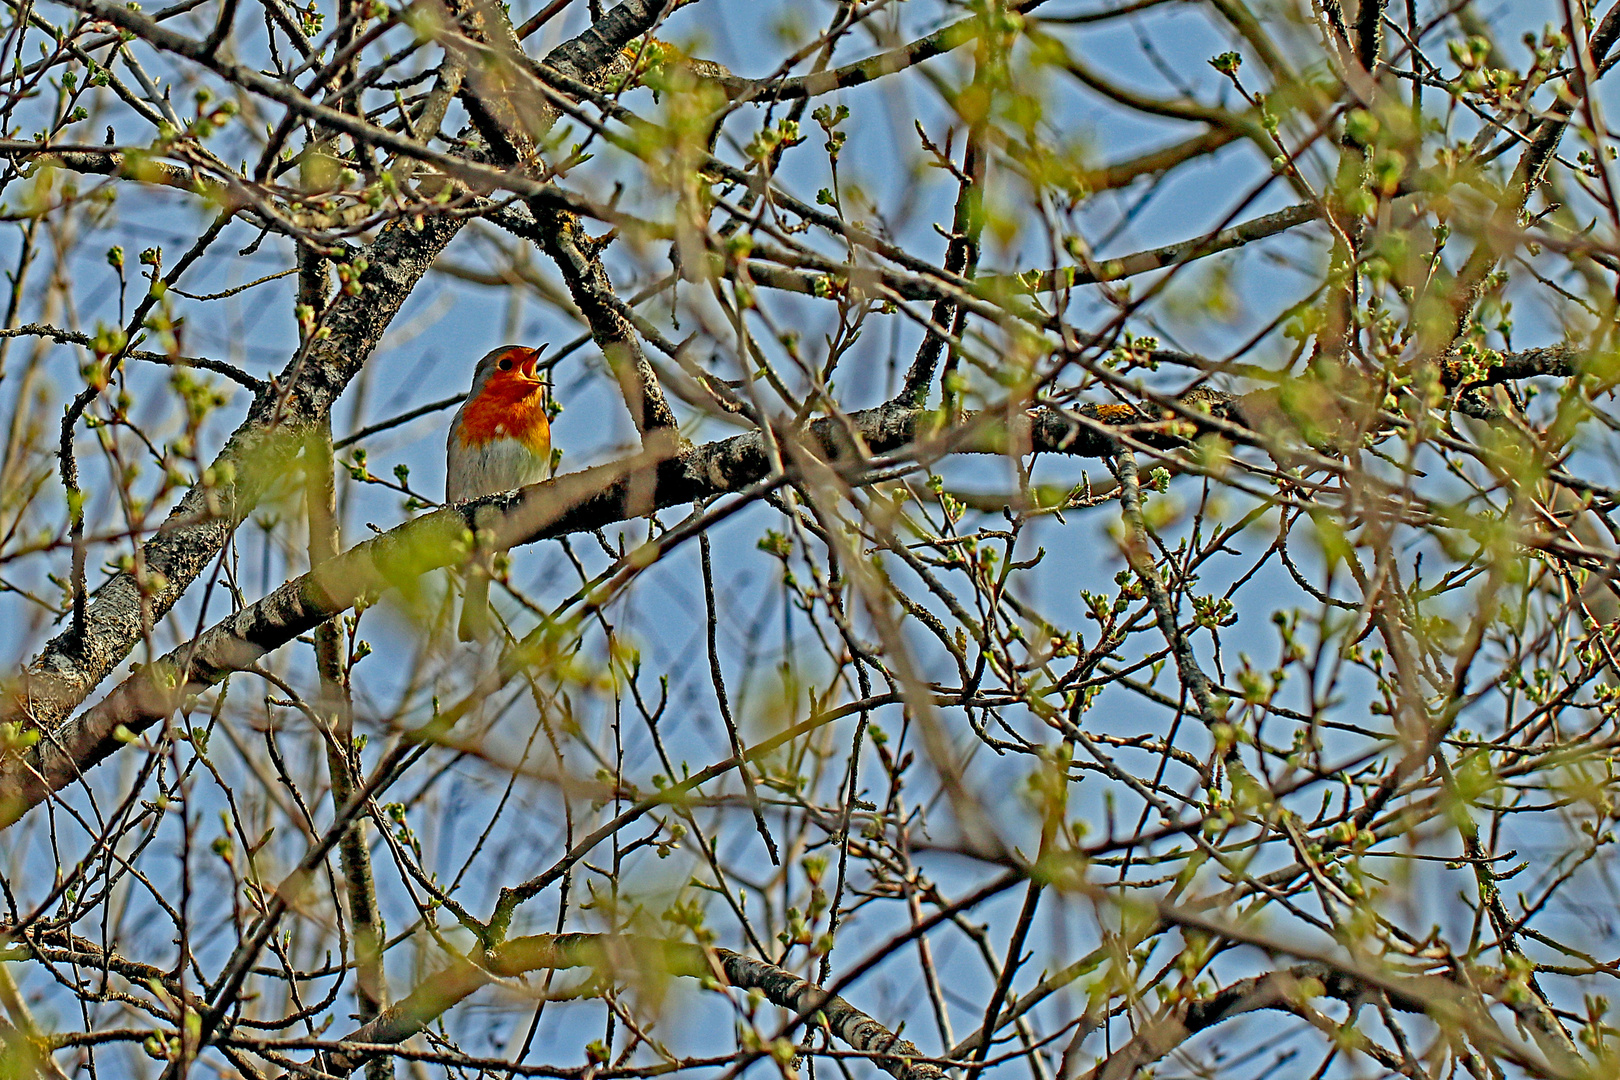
(334, 255), (369, 297)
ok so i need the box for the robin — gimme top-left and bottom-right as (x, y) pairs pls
(446, 344), (552, 641)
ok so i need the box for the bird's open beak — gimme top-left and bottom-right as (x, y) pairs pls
(518, 349), (543, 382)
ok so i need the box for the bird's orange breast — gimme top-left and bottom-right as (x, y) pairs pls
(456, 379), (550, 458)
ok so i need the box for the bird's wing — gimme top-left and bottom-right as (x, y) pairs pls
(445, 405), (473, 502)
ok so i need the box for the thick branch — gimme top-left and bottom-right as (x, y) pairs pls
(0, 397), (1216, 826)
(326, 933), (946, 1080)
(902, 102), (987, 402)
(527, 202), (681, 436)
(430, 1), (681, 439)
(7, 211), (463, 737)
(0, 342), (1583, 828)
(5, 0), (678, 743)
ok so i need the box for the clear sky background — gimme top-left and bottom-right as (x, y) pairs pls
(4, 0), (1619, 1075)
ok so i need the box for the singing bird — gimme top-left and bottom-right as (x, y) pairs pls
(446, 344), (552, 641)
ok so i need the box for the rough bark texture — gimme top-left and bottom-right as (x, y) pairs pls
(0, 395), (1218, 826)
(327, 934), (946, 1080)
(0, 339), (1583, 828)
(528, 201), (682, 436)
(7, 212), (463, 736)
(3, 0), (674, 746)
(436, 0), (681, 440)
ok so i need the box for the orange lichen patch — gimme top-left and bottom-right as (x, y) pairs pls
(457, 352), (550, 457)
(1089, 402), (1144, 425)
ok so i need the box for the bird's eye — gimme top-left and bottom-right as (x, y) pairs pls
(497, 357), (513, 371)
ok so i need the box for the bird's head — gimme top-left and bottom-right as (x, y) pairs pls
(469, 344), (549, 406)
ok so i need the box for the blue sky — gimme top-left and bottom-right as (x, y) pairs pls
(5, 0), (1619, 1075)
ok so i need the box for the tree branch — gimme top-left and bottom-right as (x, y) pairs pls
(7, 210), (464, 738)
(2, 341), (1582, 828)
(4, 0), (679, 749)
(522, 201), (681, 437)
(325, 934), (948, 1080)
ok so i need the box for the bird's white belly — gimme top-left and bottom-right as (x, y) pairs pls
(446, 436), (550, 502)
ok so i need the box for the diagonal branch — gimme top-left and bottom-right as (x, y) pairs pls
(0, 395), (1219, 828)
(430, 0), (682, 440)
(0, 342), (1589, 830)
(6, 210), (464, 739)
(4, 0), (680, 750)
(324, 933), (949, 1080)
(514, 201), (681, 437)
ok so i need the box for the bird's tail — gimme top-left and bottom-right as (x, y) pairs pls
(459, 570), (491, 642)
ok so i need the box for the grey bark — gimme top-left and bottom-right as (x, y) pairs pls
(327, 933), (946, 1080)
(3, 0), (676, 745)
(0, 394), (1232, 827)
(0, 338), (1584, 828)
(7, 212), (463, 737)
